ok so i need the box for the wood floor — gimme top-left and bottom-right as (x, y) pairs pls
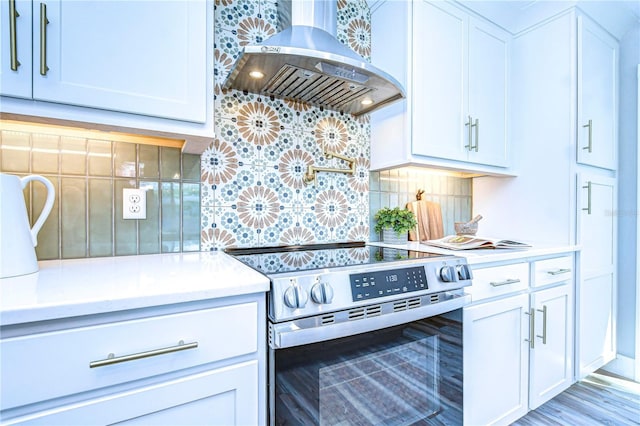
(512, 371), (640, 425)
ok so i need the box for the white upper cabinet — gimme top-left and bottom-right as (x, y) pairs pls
(0, 0), (214, 146)
(0, 0), (32, 98)
(412, 1), (467, 162)
(33, 0), (207, 122)
(370, 0), (511, 174)
(467, 18), (509, 167)
(577, 15), (618, 170)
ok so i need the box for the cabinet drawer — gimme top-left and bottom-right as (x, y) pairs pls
(533, 256), (573, 287)
(2, 361), (259, 426)
(469, 263), (529, 301)
(0, 302), (258, 411)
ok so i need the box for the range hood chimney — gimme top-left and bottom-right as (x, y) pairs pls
(223, 0), (405, 116)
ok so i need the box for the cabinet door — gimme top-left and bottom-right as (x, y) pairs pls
(529, 284), (573, 409)
(577, 16), (618, 170)
(32, 0), (207, 122)
(463, 294), (529, 426)
(468, 18), (509, 167)
(578, 174), (616, 278)
(412, 0), (468, 161)
(577, 174), (617, 377)
(0, 0), (32, 98)
(3, 361), (259, 426)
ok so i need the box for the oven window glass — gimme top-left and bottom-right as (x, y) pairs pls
(273, 314), (462, 425)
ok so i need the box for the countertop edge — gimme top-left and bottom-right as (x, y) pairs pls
(1, 252), (270, 327)
(369, 241), (580, 264)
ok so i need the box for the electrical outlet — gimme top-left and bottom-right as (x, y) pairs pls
(123, 188), (147, 220)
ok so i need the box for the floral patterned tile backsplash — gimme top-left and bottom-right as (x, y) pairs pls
(202, 0), (373, 250)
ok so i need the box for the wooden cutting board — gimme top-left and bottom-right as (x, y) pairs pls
(407, 200), (444, 241)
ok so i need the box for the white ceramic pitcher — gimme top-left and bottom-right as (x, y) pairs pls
(0, 174), (55, 279)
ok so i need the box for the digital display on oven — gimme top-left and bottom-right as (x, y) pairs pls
(349, 266), (427, 301)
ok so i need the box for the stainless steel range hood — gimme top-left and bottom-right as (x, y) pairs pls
(223, 0), (405, 116)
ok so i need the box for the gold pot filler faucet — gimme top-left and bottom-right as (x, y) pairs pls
(303, 150), (356, 184)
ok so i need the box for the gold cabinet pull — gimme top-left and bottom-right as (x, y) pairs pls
(89, 340), (198, 368)
(547, 268), (571, 276)
(536, 305), (547, 345)
(489, 278), (520, 287)
(9, 0), (20, 71)
(465, 115), (473, 151)
(39, 2), (49, 76)
(582, 119), (593, 153)
(582, 181), (592, 215)
(524, 308), (535, 349)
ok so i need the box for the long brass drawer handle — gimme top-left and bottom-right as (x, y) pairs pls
(39, 2), (49, 76)
(547, 268), (571, 276)
(489, 278), (521, 287)
(89, 340), (198, 368)
(9, 0), (20, 71)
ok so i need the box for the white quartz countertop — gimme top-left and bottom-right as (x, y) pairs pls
(369, 241), (580, 264)
(0, 251), (270, 326)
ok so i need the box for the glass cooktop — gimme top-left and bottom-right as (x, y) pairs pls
(225, 242), (446, 275)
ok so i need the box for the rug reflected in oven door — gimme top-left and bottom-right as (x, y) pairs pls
(318, 334), (439, 425)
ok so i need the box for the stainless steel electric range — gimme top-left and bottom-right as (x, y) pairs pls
(226, 242), (472, 426)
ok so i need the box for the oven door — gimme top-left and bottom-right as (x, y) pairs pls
(270, 309), (463, 425)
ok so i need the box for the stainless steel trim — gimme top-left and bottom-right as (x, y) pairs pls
(89, 340), (198, 368)
(39, 2), (49, 76)
(547, 268), (571, 276)
(582, 119), (593, 152)
(9, 0), (20, 71)
(489, 278), (521, 287)
(536, 305), (547, 345)
(269, 292), (470, 349)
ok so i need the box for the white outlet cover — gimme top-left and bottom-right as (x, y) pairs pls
(123, 188), (147, 220)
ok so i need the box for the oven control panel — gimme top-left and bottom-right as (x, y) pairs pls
(350, 266), (427, 301)
(268, 256), (472, 322)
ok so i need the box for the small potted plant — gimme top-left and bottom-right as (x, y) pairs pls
(374, 207), (417, 245)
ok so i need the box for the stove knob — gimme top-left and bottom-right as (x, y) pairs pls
(439, 266), (458, 283)
(457, 264), (472, 280)
(311, 281), (334, 305)
(283, 282), (308, 309)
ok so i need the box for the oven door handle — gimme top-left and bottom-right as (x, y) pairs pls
(269, 293), (471, 349)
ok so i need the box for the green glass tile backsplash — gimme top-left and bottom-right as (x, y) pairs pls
(369, 168), (473, 240)
(0, 128), (201, 260)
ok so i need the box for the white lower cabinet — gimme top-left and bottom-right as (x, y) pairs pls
(3, 361), (258, 426)
(464, 257), (574, 425)
(0, 294), (265, 426)
(529, 284), (573, 409)
(464, 293), (529, 425)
